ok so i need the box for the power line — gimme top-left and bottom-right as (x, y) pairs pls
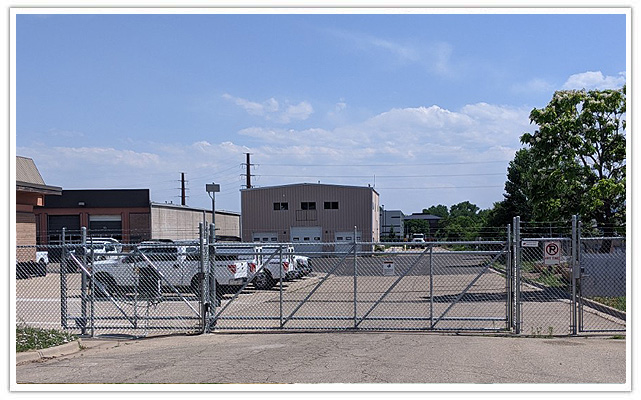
(257, 172), (506, 178)
(376, 185), (503, 190)
(260, 160), (511, 167)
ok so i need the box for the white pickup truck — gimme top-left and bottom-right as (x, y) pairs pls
(252, 245), (296, 289)
(90, 242), (254, 300)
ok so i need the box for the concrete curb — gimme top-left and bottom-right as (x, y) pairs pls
(16, 339), (82, 365)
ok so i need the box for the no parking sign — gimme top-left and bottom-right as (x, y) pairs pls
(544, 241), (561, 265)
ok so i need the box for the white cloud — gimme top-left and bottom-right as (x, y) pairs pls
(222, 94), (313, 123)
(325, 28), (456, 77)
(279, 101), (314, 123)
(562, 71), (626, 90)
(18, 101), (530, 212)
(222, 93), (278, 116)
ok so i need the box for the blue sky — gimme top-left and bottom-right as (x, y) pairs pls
(15, 11), (627, 214)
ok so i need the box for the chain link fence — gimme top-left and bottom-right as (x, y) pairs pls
(15, 219), (625, 337)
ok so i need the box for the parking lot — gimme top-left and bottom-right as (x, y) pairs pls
(15, 331), (627, 385)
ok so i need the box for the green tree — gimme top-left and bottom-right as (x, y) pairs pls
(422, 204), (449, 218)
(487, 148), (535, 228)
(520, 86), (626, 233)
(404, 219), (432, 238)
(449, 201), (480, 218)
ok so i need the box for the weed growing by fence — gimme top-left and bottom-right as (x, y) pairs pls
(590, 296), (626, 312)
(16, 324), (76, 353)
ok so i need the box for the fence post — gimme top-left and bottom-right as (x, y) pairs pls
(571, 215), (577, 335)
(199, 223), (207, 332)
(578, 219), (583, 332)
(514, 216), (521, 334)
(61, 227), (68, 330)
(429, 244), (433, 329)
(280, 244), (284, 328)
(353, 226), (358, 329)
(506, 224), (512, 331)
(209, 223), (216, 314)
(80, 227), (88, 335)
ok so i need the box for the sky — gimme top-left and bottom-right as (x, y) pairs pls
(14, 10), (627, 214)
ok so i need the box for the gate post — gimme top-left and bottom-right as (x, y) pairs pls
(353, 226), (358, 329)
(514, 216), (521, 335)
(571, 216), (577, 335)
(429, 244), (433, 329)
(506, 224), (512, 331)
(209, 223), (217, 313)
(80, 227), (88, 335)
(61, 227), (68, 330)
(279, 245), (284, 328)
(199, 223), (208, 332)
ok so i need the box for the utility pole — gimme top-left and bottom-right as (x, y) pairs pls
(181, 172), (186, 206)
(242, 153), (253, 189)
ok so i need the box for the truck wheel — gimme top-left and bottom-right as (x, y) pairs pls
(253, 271), (274, 290)
(94, 275), (116, 299)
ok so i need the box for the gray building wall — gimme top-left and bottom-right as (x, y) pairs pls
(241, 183), (379, 243)
(380, 209), (405, 239)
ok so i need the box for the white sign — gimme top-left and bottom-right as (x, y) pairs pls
(382, 261), (395, 276)
(544, 241), (561, 265)
(522, 241), (539, 248)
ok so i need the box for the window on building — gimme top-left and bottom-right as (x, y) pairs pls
(324, 201), (339, 210)
(273, 202), (288, 210)
(301, 202), (316, 210)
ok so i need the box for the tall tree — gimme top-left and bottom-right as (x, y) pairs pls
(422, 204), (449, 218)
(520, 86), (626, 232)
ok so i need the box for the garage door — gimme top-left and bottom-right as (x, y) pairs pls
(89, 215), (122, 238)
(252, 232), (279, 243)
(290, 226), (322, 254)
(335, 231), (362, 253)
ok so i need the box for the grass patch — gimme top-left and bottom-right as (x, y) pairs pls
(590, 296), (626, 312)
(535, 270), (566, 288)
(16, 325), (77, 353)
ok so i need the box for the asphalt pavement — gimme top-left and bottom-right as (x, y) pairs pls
(14, 331), (627, 386)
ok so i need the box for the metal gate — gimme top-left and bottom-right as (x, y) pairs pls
(59, 227), (205, 337)
(211, 233), (512, 332)
(514, 216), (626, 336)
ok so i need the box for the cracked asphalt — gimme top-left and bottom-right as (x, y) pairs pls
(15, 332), (626, 385)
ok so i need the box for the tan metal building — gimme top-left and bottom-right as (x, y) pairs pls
(151, 202), (240, 241)
(16, 156), (61, 261)
(241, 183), (380, 250)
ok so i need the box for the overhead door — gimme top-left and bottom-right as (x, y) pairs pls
(335, 231), (362, 253)
(252, 232), (279, 243)
(89, 215), (122, 238)
(290, 226), (322, 254)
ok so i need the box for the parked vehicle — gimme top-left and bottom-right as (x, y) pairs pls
(411, 233), (425, 243)
(252, 246), (295, 289)
(90, 241), (254, 300)
(293, 255), (312, 277)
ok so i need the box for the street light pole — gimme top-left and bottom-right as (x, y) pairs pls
(205, 183), (221, 239)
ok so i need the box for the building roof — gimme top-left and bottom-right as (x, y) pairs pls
(150, 202), (240, 216)
(16, 156), (62, 195)
(241, 182), (379, 195)
(16, 156), (45, 185)
(404, 213), (442, 221)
